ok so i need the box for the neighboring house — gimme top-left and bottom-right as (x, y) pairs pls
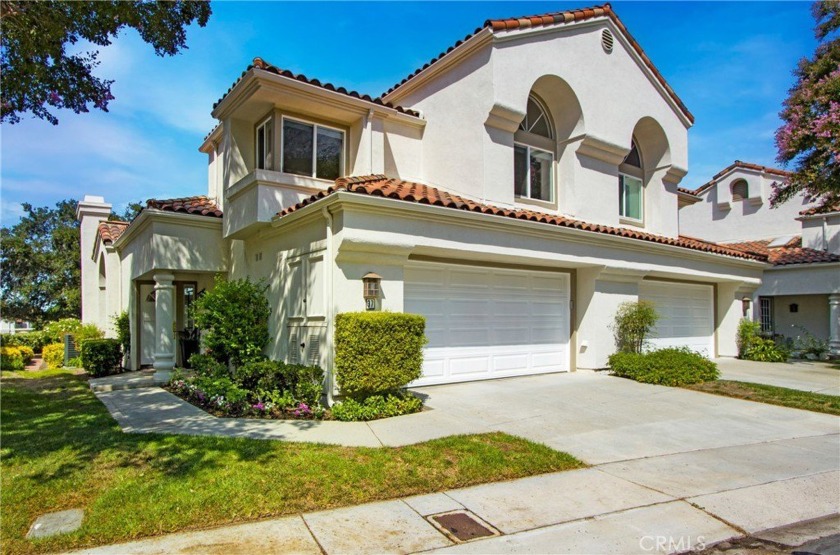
(79, 4), (783, 387)
(0, 320), (32, 335)
(680, 162), (840, 352)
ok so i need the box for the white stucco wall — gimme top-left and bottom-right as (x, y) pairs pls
(679, 169), (815, 243)
(771, 294), (830, 341)
(801, 214), (840, 254)
(77, 197), (112, 329)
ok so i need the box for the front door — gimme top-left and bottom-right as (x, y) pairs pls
(140, 284), (156, 366)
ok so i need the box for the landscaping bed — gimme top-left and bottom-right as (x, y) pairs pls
(0, 368), (583, 555)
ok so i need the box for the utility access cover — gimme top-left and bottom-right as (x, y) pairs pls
(430, 511), (499, 543)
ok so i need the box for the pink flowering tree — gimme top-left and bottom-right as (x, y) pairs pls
(773, 1), (840, 209)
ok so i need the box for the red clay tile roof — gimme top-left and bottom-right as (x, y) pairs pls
(693, 161), (792, 195)
(277, 175), (763, 261)
(722, 237), (840, 266)
(383, 4), (694, 124)
(146, 196), (222, 218)
(214, 58), (420, 118)
(97, 221), (129, 245)
(800, 199), (840, 216)
(677, 187), (699, 197)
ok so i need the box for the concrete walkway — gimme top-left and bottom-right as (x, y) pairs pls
(715, 357), (840, 396)
(85, 371), (840, 553)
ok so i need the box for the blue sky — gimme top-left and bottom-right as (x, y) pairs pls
(0, 1), (817, 224)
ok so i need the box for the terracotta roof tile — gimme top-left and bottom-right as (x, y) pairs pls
(97, 221), (129, 245)
(800, 199), (840, 216)
(722, 237), (840, 266)
(214, 58), (420, 118)
(693, 160), (792, 195)
(146, 195), (222, 218)
(277, 175), (764, 261)
(384, 4), (694, 124)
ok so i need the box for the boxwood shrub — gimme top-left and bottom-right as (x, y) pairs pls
(80, 339), (123, 377)
(608, 347), (719, 386)
(332, 392), (423, 421)
(0, 346), (25, 370)
(42, 343), (65, 369)
(335, 312), (427, 399)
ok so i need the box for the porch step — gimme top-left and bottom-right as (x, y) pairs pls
(89, 370), (159, 392)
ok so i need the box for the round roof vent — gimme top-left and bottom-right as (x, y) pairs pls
(601, 28), (614, 53)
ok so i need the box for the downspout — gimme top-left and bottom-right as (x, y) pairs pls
(822, 217), (828, 252)
(321, 206), (336, 406)
(367, 109), (374, 174)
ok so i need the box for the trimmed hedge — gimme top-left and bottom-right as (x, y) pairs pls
(17, 346), (34, 365)
(2, 331), (50, 353)
(81, 339), (123, 377)
(335, 312), (427, 399)
(1, 347), (25, 370)
(609, 347), (719, 386)
(235, 359), (324, 406)
(42, 343), (65, 369)
(332, 392), (423, 421)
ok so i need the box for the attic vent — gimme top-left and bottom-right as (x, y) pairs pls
(601, 29), (614, 53)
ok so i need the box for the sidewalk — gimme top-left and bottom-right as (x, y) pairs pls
(715, 357), (840, 396)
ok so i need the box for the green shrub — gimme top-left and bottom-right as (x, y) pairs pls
(0, 347), (25, 370)
(737, 318), (787, 362)
(737, 318), (761, 358)
(192, 376), (250, 405)
(190, 276), (270, 367)
(66, 356), (83, 368)
(189, 353), (228, 378)
(42, 343), (65, 369)
(1, 331), (49, 353)
(17, 345), (34, 364)
(235, 360), (324, 406)
(792, 325), (828, 358)
(611, 301), (660, 354)
(332, 392), (424, 421)
(335, 312), (427, 399)
(81, 339), (123, 377)
(609, 347), (719, 386)
(113, 311), (130, 355)
(42, 318), (104, 345)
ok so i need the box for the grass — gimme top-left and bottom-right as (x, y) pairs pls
(0, 369), (584, 554)
(686, 380), (840, 416)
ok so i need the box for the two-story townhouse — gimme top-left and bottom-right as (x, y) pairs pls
(78, 4), (775, 389)
(680, 162), (840, 353)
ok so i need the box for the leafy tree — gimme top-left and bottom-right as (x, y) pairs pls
(109, 201), (143, 222)
(772, 1), (840, 208)
(1, 0), (211, 125)
(610, 301), (660, 354)
(0, 200), (81, 325)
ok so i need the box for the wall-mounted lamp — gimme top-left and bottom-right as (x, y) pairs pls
(789, 303), (799, 313)
(741, 296), (752, 317)
(362, 272), (382, 311)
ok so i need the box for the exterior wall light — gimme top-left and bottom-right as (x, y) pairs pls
(362, 272), (382, 311)
(741, 296), (752, 317)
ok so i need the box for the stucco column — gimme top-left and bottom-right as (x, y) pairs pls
(153, 273), (176, 383)
(829, 294), (840, 356)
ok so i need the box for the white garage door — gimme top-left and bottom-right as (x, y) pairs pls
(404, 264), (570, 386)
(639, 281), (714, 356)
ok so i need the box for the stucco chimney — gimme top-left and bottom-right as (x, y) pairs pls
(76, 195), (112, 324)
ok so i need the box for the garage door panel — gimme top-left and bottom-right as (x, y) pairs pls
(405, 264), (570, 386)
(640, 281), (714, 357)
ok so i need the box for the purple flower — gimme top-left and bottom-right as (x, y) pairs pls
(252, 402), (265, 411)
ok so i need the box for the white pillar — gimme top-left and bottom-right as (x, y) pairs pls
(829, 294), (840, 356)
(153, 273), (176, 383)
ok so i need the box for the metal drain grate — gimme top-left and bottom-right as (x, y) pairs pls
(430, 511), (499, 543)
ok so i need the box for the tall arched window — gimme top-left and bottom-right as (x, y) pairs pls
(731, 179), (748, 201)
(618, 139), (644, 222)
(514, 95), (554, 202)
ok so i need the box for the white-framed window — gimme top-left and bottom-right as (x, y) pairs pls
(256, 117), (273, 170)
(514, 144), (554, 202)
(618, 140), (644, 222)
(281, 116), (345, 180)
(514, 95), (555, 203)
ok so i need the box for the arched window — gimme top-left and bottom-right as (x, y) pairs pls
(618, 140), (644, 222)
(514, 95), (554, 202)
(731, 179), (748, 201)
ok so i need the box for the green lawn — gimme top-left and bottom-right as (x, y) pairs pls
(687, 380), (840, 416)
(1, 369), (583, 554)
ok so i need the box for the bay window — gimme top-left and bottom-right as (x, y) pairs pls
(281, 117), (344, 180)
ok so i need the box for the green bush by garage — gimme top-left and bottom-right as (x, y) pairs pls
(609, 347), (719, 386)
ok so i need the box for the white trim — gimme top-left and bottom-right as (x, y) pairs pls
(280, 115), (346, 181)
(255, 116), (273, 170)
(514, 143), (555, 203)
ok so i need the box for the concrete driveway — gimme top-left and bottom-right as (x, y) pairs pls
(715, 357), (840, 396)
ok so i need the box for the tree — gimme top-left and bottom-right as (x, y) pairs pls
(0, 200), (81, 326)
(1, 1), (211, 125)
(109, 201), (143, 222)
(772, 1), (840, 208)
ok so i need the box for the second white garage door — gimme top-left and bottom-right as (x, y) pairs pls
(639, 281), (715, 357)
(404, 263), (570, 386)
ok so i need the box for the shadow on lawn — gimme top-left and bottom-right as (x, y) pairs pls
(0, 372), (277, 482)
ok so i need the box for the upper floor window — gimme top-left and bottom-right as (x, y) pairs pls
(281, 117), (345, 180)
(256, 117), (273, 170)
(731, 179), (748, 201)
(619, 140), (643, 222)
(514, 95), (554, 202)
